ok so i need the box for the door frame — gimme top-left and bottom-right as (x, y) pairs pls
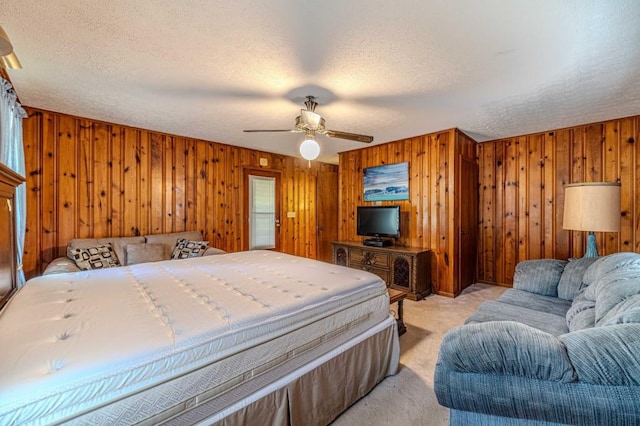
(242, 167), (282, 251)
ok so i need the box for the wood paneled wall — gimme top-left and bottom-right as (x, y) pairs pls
(22, 107), (337, 279)
(478, 115), (640, 286)
(338, 129), (476, 296)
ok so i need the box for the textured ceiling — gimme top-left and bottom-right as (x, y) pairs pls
(2, 1), (640, 164)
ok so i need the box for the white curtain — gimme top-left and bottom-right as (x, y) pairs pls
(0, 78), (27, 286)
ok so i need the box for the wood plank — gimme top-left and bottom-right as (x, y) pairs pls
(437, 132), (450, 293)
(517, 136), (529, 263)
(503, 139), (517, 282)
(22, 109), (42, 278)
(554, 129), (571, 260)
(542, 132), (555, 259)
(493, 141), (505, 285)
(110, 126), (124, 236)
(56, 115), (78, 255)
(619, 118), (635, 252)
(122, 127), (139, 235)
(603, 121), (619, 254)
(149, 132), (164, 234)
(570, 127), (585, 257)
(93, 122), (110, 238)
(77, 119), (92, 238)
(138, 132), (151, 236)
(173, 137), (187, 232)
(163, 135), (174, 233)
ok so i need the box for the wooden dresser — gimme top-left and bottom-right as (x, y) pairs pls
(0, 163), (24, 310)
(332, 241), (431, 300)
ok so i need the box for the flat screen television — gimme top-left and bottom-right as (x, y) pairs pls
(357, 206), (400, 246)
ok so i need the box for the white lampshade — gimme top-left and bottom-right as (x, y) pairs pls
(299, 138), (320, 160)
(563, 182), (621, 232)
(563, 182), (621, 258)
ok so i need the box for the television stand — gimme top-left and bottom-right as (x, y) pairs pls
(363, 238), (393, 247)
(331, 241), (432, 300)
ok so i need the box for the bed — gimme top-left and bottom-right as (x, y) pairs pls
(0, 250), (399, 425)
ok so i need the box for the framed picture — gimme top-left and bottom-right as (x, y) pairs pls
(363, 162), (409, 202)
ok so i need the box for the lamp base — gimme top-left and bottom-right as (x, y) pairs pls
(583, 232), (599, 258)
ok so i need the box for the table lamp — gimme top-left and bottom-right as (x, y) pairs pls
(562, 182), (621, 258)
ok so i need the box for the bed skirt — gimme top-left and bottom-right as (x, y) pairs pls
(163, 315), (399, 426)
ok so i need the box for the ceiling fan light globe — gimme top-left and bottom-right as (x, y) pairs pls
(300, 139), (320, 160)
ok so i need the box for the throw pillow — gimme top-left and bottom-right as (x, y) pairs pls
(171, 239), (210, 259)
(126, 243), (166, 265)
(70, 243), (120, 270)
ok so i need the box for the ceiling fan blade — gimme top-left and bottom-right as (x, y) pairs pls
(243, 129), (299, 133)
(325, 130), (374, 143)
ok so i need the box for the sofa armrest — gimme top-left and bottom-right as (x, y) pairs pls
(43, 257), (81, 275)
(513, 259), (567, 296)
(436, 321), (576, 382)
(560, 324), (640, 386)
(203, 247), (226, 256)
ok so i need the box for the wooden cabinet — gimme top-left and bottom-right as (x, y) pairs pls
(0, 163), (24, 310)
(332, 241), (431, 300)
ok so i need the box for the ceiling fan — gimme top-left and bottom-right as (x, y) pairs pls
(243, 95), (374, 160)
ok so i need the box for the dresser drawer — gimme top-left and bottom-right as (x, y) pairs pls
(349, 249), (390, 268)
(361, 266), (390, 285)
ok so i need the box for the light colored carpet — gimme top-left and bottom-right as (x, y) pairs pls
(332, 283), (507, 426)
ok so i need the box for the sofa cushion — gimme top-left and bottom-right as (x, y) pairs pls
(557, 257), (600, 301)
(566, 292), (596, 332)
(439, 321), (576, 383)
(465, 300), (569, 336)
(513, 259), (567, 297)
(560, 324), (640, 386)
(171, 238), (209, 259)
(144, 231), (203, 259)
(599, 295), (640, 326)
(583, 252), (640, 288)
(498, 289), (572, 316)
(67, 236), (145, 266)
(126, 243), (166, 265)
(69, 243), (120, 270)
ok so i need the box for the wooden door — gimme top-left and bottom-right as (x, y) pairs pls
(317, 165), (338, 262)
(243, 169), (282, 251)
(458, 156), (479, 292)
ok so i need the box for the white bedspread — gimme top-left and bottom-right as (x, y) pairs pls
(0, 251), (388, 425)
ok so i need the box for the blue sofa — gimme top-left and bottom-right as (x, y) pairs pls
(434, 252), (640, 425)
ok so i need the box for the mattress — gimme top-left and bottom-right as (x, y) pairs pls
(0, 251), (393, 425)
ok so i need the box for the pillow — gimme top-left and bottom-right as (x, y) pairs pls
(67, 236), (145, 266)
(513, 259), (567, 297)
(126, 243), (166, 265)
(146, 231), (203, 259)
(171, 239), (210, 259)
(69, 243), (120, 270)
